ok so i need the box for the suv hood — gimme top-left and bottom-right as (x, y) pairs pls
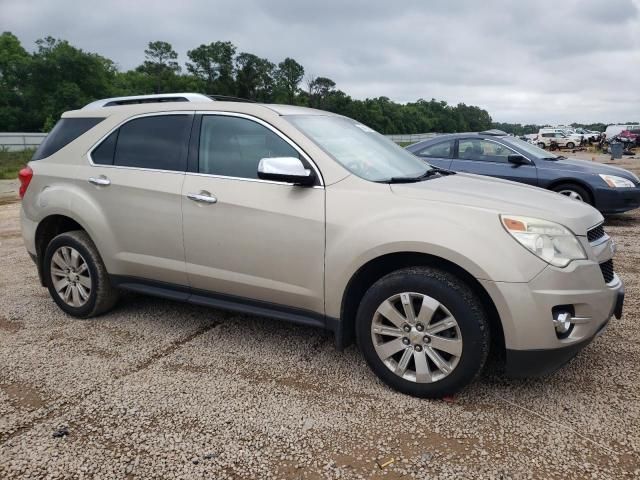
(391, 173), (603, 234)
(540, 157), (639, 182)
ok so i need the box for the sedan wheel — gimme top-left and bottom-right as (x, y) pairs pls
(371, 292), (463, 383)
(50, 246), (92, 307)
(558, 189), (584, 202)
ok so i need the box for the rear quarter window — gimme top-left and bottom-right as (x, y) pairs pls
(32, 118), (105, 160)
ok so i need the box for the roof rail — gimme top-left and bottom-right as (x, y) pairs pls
(207, 94), (256, 103)
(82, 93), (214, 109)
(479, 129), (508, 136)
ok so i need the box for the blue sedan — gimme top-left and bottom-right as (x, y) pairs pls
(406, 130), (640, 214)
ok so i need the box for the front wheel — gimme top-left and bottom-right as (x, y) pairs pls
(552, 183), (592, 205)
(356, 267), (490, 398)
(537, 142), (546, 149)
(566, 142), (575, 149)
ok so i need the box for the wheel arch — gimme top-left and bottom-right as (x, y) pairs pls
(336, 252), (504, 358)
(35, 214), (89, 286)
(546, 178), (595, 205)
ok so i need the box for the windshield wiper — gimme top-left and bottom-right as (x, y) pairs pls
(385, 169), (441, 183)
(542, 156), (558, 161)
(555, 155), (567, 159)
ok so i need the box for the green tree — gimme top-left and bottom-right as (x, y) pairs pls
(186, 41), (236, 95)
(235, 52), (275, 101)
(275, 57), (304, 104)
(307, 76), (336, 108)
(138, 41), (181, 93)
(0, 32), (32, 131)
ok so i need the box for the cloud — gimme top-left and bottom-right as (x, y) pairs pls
(2, 0), (639, 124)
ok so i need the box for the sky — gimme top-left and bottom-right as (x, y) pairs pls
(2, 0), (639, 124)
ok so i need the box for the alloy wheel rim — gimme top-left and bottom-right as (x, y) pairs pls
(371, 292), (463, 383)
(50, 246), (92, 307)
(558, 190), (584, 201)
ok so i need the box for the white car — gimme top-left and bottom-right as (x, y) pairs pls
(539, 128), (583, 145)
(536, 132), (578, 149)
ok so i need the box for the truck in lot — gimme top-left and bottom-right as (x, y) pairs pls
(19, 93), (624, 398)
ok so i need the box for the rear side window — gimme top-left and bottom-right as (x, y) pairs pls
(32, 118), (104, 160)
(90, 115), (192, 171)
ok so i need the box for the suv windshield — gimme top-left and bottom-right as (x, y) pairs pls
(285, 115), (431, 182)
(502, 136), (557, 160)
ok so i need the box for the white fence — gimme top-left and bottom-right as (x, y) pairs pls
(0, 133), (47, 152)
(385, 133), (440, 144)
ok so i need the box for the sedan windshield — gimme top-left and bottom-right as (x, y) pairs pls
(285, 115), (431, 182)
(502, 136), (557, 160)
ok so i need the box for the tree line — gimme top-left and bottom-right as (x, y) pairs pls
(0, 32), (493, 134)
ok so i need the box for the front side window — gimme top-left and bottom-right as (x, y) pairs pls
(458, 139), (512, 163)
(415, 140), (454, 158)
(198, 115), (300, 179)
(284, 115), (431, 182)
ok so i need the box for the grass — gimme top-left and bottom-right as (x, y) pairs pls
(0, 150), (34, 179)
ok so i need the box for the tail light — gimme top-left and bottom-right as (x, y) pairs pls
(18, 166), (33, 199)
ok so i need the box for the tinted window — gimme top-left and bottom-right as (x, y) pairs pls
(415, 140), (453, 158)
(91, 130), (118, 165)
(32, 118), (104, 160)
(458, 139), (512, 163)
(199, 115), (299, 179)
(113, 115), (191, 171)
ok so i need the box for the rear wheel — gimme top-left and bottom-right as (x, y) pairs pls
(537, 142), (546, 149)
(566, 142), (575, 149)
(552, 183), (592, 205)
(356, 267), (490, 398)
(43, 230), (118, 318)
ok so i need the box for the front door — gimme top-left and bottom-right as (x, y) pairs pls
(181, 113), (325, 315)
(451, 138), (538, 186)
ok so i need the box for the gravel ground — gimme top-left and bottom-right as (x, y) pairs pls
(0, 153), (639, 479)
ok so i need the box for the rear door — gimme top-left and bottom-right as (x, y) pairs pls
(411, 139), (454, 169)
(450, 138), (538, 186)
(78, 113), (193, 285)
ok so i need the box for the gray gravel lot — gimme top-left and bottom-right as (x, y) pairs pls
(1, 153), (639, 479)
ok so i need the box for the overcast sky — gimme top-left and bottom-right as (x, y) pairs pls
(3, 0), (639, 124)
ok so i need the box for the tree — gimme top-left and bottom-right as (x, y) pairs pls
(275, 57), (304, 104)
(235, 52), (275, 101)
(138, 41), (181, 93)
(0, 32), (32, 131)
(307, 76), (336, 108)
(186, 41), (236, 95)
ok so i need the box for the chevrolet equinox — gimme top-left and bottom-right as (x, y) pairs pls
(19, 93), (625, 398)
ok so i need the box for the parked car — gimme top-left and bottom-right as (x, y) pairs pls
(19, 95), (624, 398)
(573, 127), (599, 141)
(536, 132), (579, 149)
(538, 128), (583, 146)
(605, 124), (639, 139)
(406, 130), (640, 214)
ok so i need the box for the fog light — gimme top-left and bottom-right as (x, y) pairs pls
(553, 312), (572, 335)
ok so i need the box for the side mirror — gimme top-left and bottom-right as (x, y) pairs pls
(508, 154), (529, 166)
(257, 157), (315, 186)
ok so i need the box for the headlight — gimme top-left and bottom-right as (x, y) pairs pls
(500, 215), (586, 267)
(599, 174), (635, 188)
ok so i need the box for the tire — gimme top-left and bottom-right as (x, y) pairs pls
(43, 230), (118, 318)
(537, 142), (546, 149)
(566, 142), (575, 149)
(551, 183), (592, 205)
(355, 267), (490, 398)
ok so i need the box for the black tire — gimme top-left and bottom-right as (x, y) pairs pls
(551, 183), (593, 205)
(43, 230), (118, 318)
(537, 142), (546, 149)
(355, 267), (490, 398)
(566, 142), (575, 149)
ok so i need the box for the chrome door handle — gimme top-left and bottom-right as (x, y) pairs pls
(186, 192), (217, 204)
(88, 176), (111, 186)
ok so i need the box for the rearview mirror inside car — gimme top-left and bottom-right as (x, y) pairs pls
(257, 157), (315, 186)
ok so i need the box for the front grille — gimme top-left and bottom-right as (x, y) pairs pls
(587, 224), (605, 243)
(599, 259), (614, 284)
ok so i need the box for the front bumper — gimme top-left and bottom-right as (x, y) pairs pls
(479, 259), (624, 377)
(594, 185), (640, 214)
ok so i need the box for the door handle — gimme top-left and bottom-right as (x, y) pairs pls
(88, 176), (111, 186)
(186, 192), (217, 204)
